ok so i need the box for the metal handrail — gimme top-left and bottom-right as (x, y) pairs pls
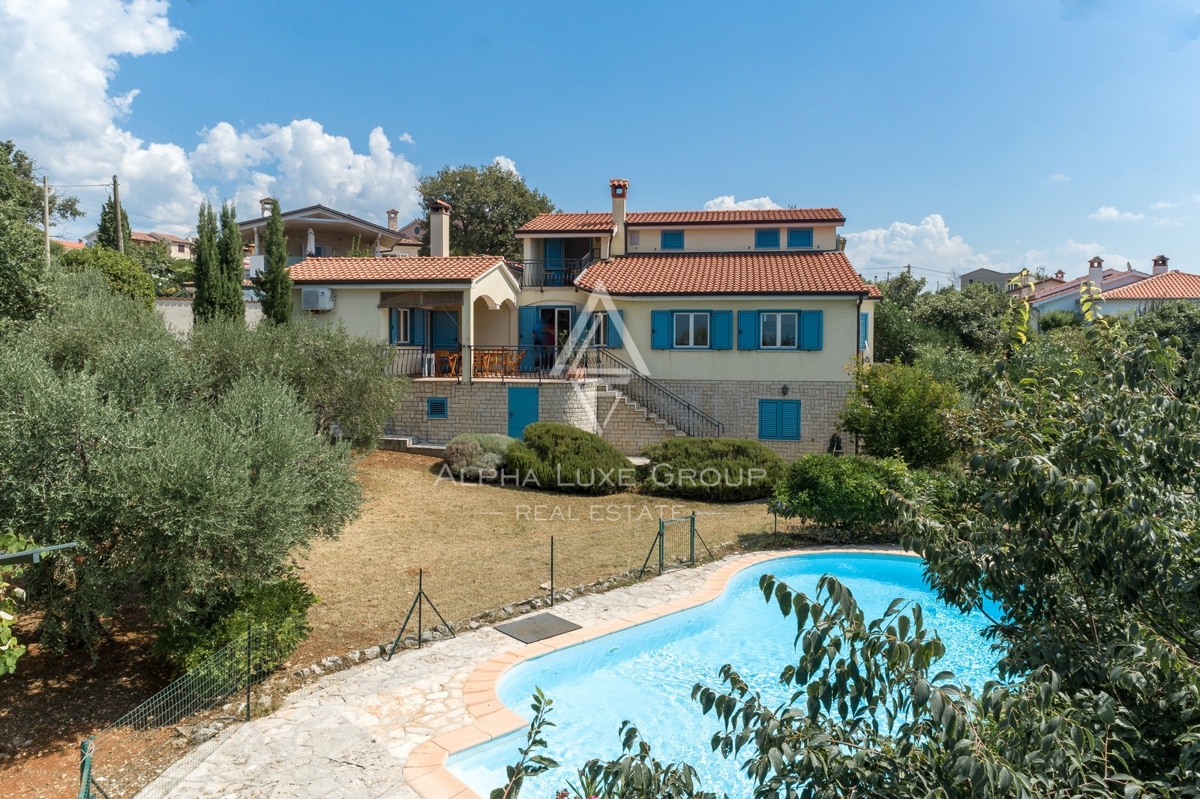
(508, 252), (593, 289)
(583, 348), (724, 438)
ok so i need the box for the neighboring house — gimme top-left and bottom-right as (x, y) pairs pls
(289, 180), (878, 457)
(51, 238), (87, 251)
(960, 267), (1019, 291)
(1029, 257), (1152, 318)
(1098, 256), (1200, 315)
(396, 217), (425, 242)
(239, 200), (422, 280)
(83, 229), (194, 259)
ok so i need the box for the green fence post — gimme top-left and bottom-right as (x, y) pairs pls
(246, 623), (252, 723)
(689, 512), (696, 565)
(77, 736), (93, 799)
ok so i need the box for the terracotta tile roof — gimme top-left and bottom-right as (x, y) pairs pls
(394, 237), (422, 247)
(130, 230), (158, 243)
(150, 232), (191, 244)
(576, 252), (871, 296)
(866, 283), (882, 299)
(289, 256), (505, 284)
(1102, 271), (1200, 300)
(517, 208), (845, 234)
(51, 238), (86, 250)
(516, 213), (614, 234)
(1028, 268), (1149, 303)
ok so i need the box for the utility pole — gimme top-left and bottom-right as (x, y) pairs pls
(42, 176), (51, 268)
(112, 174), (124, 254)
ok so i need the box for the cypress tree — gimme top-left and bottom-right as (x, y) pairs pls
(96, 195), (132, 252)
(256, 199), (292, 324)
(192, 201), (219, 323)
(216, 201), (245, 320)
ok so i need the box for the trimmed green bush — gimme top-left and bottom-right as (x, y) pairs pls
(771, 454), (912, 535)
(506, 422), (631, 495)
(443, 433), (515, 481)
(60, 246), (155, 309)
(840, 362), (961, 468)
(637, 438), (786, 501)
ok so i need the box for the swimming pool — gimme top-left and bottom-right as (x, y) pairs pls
(448, 552), (997, 798)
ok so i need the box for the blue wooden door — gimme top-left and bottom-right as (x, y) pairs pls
(508, 386), (539, 439)
(544, 238), (564, 286)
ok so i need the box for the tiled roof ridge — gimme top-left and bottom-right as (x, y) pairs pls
(1101, 270), (1200, 300)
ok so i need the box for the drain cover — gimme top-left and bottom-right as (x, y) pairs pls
(494, 613), (582, 644)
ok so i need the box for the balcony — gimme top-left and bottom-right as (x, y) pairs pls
(508, 251), (593, 290)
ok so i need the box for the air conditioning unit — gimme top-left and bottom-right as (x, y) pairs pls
(301, 287), (334, 312)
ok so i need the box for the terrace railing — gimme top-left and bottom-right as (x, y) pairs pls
(508, 251), (593, 290)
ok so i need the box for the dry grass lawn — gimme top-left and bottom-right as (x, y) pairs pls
(293, 450), (777, 662)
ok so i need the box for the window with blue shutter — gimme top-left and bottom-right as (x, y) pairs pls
(759, 399), (800, 440)
(427, 397), (448, 419)
(787, 228), (814, 248)
(711, 310), (733, 349)
(410, 309), (428, 345)
(650, 310), (672, 349)
(754, 229), (780, 249)
(859, 312), (869, 351)
(660, 230), (684, 250)
(737, 310), (759, 350)
(607, 310), (624, 349)
(389, 308), (410, 345)
(799, 310), (823, 351)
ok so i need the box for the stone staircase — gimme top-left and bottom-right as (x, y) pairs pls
(594, 383), (688, 456)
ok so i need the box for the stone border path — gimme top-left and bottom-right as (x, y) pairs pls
(164, 547), (901, 798)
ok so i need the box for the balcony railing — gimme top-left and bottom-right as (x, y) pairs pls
(508, 251), (593, 289)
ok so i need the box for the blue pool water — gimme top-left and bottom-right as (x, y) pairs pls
(448, 552), (997, 798)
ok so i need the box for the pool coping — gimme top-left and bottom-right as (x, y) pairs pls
(403, 547), (915, 799)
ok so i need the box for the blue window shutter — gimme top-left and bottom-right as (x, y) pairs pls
(410, 309), (428, 345)
(651, 310), (672, 349)
(518, 306), (538, 346)
(608, 310), (624, 349)
(427, 397), (448, 419)
(758, 400), (779, 439)
(859, 312), (869, 351)
(661, 230), (684, 250)
(780, 401), (800, 440)
(800, 310), (823, 351)
(388, 308), (399, 345)
(754, 229), (780, 249)
(711, 310), (733, 349)
(737, 310), (759, 350)
(787, 228), (814, 248)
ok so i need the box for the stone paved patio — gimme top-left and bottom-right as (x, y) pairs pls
(161, 554), (743, 798)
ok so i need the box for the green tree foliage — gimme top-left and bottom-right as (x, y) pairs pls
(215, 201), (246, 319)
(192, 200), (220, 322)
(345, 234), (372, 257)
(0, 272), (389, 661)
(637, 439), (786, 501)
(771, 453), (911, 533)
(128, 238), (190, 295)
(0, 140), (83, 225)
(1128, 299), (1200, 357)
(1035, 308), (1081, 333)
(913, 282), (1012, 354)
(59, 245), (155, 309)
(0, 532), (32, 675)
(417, 163), (555, 259)
(0, 215), (47, 328)
(506, 423), (630, 496)
(443, 433), (515, 482)
(96, 194), (132, 252)
(840, 362), (961, 468)
(255, 198), (292, 324)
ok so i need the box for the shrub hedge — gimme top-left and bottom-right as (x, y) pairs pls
(771, 454), (913, 535)
(443, 433), (515, 481)
(506, 422), (631, 495)
(637, 438), (786, 501)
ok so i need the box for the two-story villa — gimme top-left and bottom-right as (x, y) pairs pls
(288, 179), (877, 457)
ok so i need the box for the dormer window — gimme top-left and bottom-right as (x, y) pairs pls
(661, 230), (684, 250)
(754, 229), (780, 249)
(787, 228), (814, 248)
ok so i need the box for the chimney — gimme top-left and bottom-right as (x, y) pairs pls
(1054, 269), (1065, 281)
(430, 199), (451, 257)
(1152, 254), (1169, 275)
(609, 178), (629, 257)
(386, 209), (399, 231)
(1087, 256), (1104, 288)
(259, 197), (276, 218)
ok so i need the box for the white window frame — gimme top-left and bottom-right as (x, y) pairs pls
(592, 311), (609, 347)
(674, 312), (710, 348)
(760, 312), (799, 349)
(395, 308), (411, 344)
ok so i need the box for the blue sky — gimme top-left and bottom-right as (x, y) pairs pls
(3, 0), (1199, 283)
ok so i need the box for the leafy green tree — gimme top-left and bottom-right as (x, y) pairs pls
(0, 141), (83, 226)
(0, 215), (47, 327)
(771, 453), (912, 533)
(840, 362), (961, 468)
(0, 532), (32, 675)
(417, 162), (555, 258)
(192, 201), (220, 321)
(128, 238), (186, 295)
(913, 282), (1011, 354)
(96, 194), (132, 252)
(214, 201), (246, 320)
(1128, 299), (1200, 357)
(60, 246), (155, 309)
(255, 198), (292, 324)
(1035, 308), (1080, 333)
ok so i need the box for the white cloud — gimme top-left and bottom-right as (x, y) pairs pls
(1089, 205), (1144, 221)
(398, 132), (415, 145)
(1017, 239), (1137, 277)
(491, 155), (518, 175)
(703, 195), (782, 211)
(844, 214), (992, 280)
(0, 0), (421, 238)
(1050, 173), (1071, 182)
(1151, 200), (1177, 209)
